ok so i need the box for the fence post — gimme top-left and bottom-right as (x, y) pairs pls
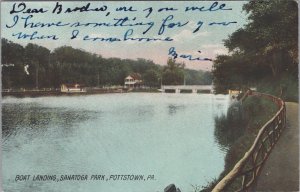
(212, 92), (286, 192)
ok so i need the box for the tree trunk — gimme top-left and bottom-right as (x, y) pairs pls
(270, 63), (277, 77)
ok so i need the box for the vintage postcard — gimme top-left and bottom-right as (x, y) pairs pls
(1, 1), (298, 192)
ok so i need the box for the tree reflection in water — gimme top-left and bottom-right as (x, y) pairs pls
(2, 103), (99, 142)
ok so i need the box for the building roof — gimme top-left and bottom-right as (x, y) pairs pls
(126, 73), (142, 80)
(61, 83), (84, 88)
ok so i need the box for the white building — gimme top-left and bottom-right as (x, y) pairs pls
(124, 73), (143, 88)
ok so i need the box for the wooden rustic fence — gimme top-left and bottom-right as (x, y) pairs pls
(212, 91), (286, 192)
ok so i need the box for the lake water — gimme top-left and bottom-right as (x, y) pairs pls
(2, 93), (229, 192)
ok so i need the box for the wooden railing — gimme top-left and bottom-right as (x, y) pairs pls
(212, 91), (286, 192)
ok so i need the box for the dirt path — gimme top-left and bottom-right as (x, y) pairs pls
(256, 102), (299, 191)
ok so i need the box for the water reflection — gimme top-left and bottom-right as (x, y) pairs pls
(168, 104), (185, 115)
(2, 103), (99, 142)
(2, 93), (229, 192)
(213, 103), (246, 152)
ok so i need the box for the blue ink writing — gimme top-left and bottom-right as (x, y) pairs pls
(83, 35), (121, 42)
(12, 31), (58, 40)
(143, 7), (153, 18)
(158, 15), (188, 35)
(5, 1), (237, 45)
(6, 15), (19, 28)
(158, 7), (178, 12)
(6, 15), (71, 29)
(168, 47), (212, 61)
(10, 2), (48, 14)
(193, 21), (204, 33)
(115, 6), (137, 12)
(52, 2), (107, 14)
(81, 29), (173, 43)
(124, 29), (173, 42)
(185, 1), (232, 12)
(209, 21), (237, 26)
(71, 30), (79, 39)
(6, 14), (155, 35)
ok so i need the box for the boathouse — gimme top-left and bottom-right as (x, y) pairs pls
(124, 73), (143, 88)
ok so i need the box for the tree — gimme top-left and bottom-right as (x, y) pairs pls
(143, 69), (160, 87)
(24, 43), (51, 88)
(2, 39), (213, 89)
(213, 0), (298, 94)
(1, 38), (25, 88)
(185, 69), (213, 85)
(162, 58), (185, 85)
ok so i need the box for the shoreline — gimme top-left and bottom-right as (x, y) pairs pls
(1, 86), (218, 98)
(1, 88), (163, 98)
(201, 93), (280, 191)
(1, 89), (125, 98)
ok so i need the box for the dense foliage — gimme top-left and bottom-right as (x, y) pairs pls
(1, 38), (212, 89)
(212, 0), (298, 100)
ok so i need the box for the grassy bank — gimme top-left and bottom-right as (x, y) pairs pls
(256, 73), (298, 102)
(201, 95), (278, 191)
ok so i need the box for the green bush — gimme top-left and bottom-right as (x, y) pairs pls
(257, 73), (298, 102)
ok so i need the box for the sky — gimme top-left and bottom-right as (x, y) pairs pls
(1, 1), (248, 71)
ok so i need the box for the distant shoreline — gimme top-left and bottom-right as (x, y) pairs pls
(1, 89), (124, 98)
(1, 88), (163, 98)
(1, 87), (218, 98)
